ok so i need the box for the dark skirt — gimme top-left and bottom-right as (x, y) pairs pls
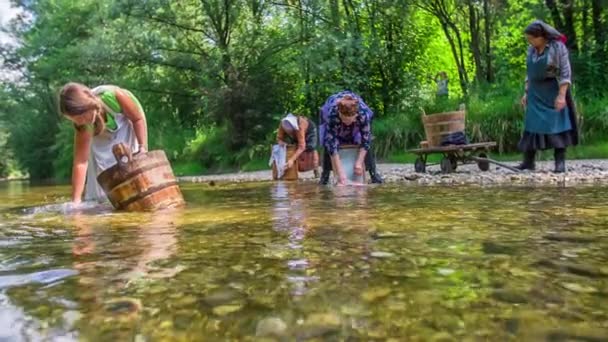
(518, 130), (576, 151)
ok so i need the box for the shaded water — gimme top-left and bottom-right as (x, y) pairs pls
(1, 180), (607, 340)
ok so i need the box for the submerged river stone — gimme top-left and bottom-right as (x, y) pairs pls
(370, 251), (395, 258)
(431, 332), (456, 342)
(296, 313), (341, 339)
(560, 282), (599, 294)
(173, 295), (198, 307)
(482, 241), (517, 255)
(255, 317), (288, 338)
(535, 259), (608, 278)
(105, 298), (141, 315)
(361, 287), (392, 302)
(212, 303), (244, 316)
(203, 289), (241, 306)
(543, 233), (597, 243)
(491, 289), (529, 304)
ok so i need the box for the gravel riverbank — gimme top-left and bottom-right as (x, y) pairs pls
(179, 159), (608, 186)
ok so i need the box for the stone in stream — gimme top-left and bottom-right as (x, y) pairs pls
(370, 251), (395, 258)
(255, 317), (288, 338)
(431, 332), (456, 342)
(542, 233), (597, 243)
(173, 295), (198, 307)
(560, 282), (599, 294)
(361, 287), (392, 302)
(212, 303), (244, 316)
(103, 298), (142, 321)
(437, 268), (455, 276)
(544, 329), (608, 342)
(62, 310), (82, 328)
(202, 288), (242, 306)
(340, 304), (373, 317)
(535, 259), (608, 278)
(370, 231), (408, 239)
(295, 312), (341, 339)
(491, 289), (529, 304)
(482, 241), (517, 255)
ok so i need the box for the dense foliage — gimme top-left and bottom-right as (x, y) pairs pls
(0, 0), (606, 179)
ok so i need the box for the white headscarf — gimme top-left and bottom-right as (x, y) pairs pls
(281, 113), (299, 131)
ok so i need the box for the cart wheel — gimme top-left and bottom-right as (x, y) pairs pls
(440, 157), (454, 174)
(449, 155), (458, 171)
(477, 152), (490, 171)
(414, 157), (426, 173)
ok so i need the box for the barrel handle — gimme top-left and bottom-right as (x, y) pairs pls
(112, 143), (133, 168)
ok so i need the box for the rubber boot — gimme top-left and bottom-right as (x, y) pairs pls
(319, 150), (331, 185)
(365, 149), (384, 184)
(554, 148), (566, 173)
(515, 150), (536, 171)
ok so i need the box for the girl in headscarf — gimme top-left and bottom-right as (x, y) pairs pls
(276, 113), (319, 176)
(517, 20), (578, 173)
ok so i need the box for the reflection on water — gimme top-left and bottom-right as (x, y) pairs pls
(0, 181), (608, 340)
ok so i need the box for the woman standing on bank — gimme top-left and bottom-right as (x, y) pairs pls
(518, 20), (578, 173)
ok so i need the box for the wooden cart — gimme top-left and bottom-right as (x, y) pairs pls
(409, 142), (497, 173)
(408, 109), (518, 174)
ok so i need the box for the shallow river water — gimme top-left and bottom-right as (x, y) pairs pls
(0, 181), (607, 341)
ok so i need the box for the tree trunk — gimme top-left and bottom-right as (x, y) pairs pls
(329, 0), (341, 31)
(544, 0), (577, 51)
(449, 20), (469, 88)
(591, 0), (605, 48)
(581, 0), (589, 50)
(441, 22), (468, 94)
(483, 0), (493, 82)
(545, 0), (565, 30)
(468, 0), (484, 83)
(560, 0), (578, 51)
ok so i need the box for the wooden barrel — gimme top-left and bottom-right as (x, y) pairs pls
(271, 145), (298, 181)
(297, 150), (318, 172)
(338, 145), (365, 184)
(422, 110), (466, 147)
(97, 144), (185, 211)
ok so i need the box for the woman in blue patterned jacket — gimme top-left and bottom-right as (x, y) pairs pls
(318, 91), (383, 185)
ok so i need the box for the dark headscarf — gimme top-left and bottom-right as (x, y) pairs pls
(524, 20), (567, 43)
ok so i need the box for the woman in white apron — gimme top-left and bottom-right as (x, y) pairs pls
(58, 83), (148, 204)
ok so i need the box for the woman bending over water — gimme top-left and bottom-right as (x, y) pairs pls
(59, 83), (148, 204)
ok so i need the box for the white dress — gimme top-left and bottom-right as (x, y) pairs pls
(84, 86), (139, 202)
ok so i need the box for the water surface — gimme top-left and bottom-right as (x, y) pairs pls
(0, 180), (607, 340)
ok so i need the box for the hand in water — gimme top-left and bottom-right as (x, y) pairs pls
(336, 176), (348, 186)
(64, 201), (84, 213)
